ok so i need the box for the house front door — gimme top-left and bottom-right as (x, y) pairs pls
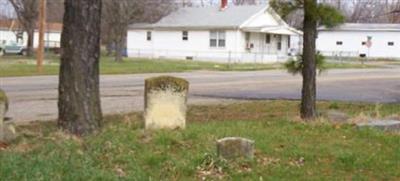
(261, 33), (272, 54)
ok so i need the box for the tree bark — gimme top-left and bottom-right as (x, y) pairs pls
(58, 0), (103, 135)
(26, 29), (34, 56)
(301, 0), (318, 120)
(114, 38), (123, 62)
(106, 43), (113, 56)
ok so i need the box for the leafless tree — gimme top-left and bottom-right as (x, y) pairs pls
(102, 0), (174, 62)
(284, 0), (400, 26)
(0, 0), (15, 19)
(338, 0), (400, 23)
(181, 0), (193, 7)
(46, 0), (64, 23)
(384, 0), (400, 23)
(8, 0), (38, 56)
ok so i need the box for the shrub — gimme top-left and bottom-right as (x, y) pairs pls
(284, 53), (327, 75)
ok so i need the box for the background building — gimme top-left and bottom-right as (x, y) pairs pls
(317, 23), (400, 59)
(127, 4), (302, 63)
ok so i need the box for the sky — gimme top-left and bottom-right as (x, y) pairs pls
(0, 0), (15, 18)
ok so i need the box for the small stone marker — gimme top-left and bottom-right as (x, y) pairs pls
(0, 89), (16, 143)
(1, 121), (17, 143)
(0, 89), (7, 126)
(144, 76), (189, 130)
(216, 137), (255, 160)
(325, 110), (349, 123)
(357, 120), (400, 133)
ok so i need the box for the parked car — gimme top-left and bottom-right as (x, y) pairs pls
(0, 41), (27, 56)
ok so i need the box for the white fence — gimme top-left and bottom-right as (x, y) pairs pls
(127, 49), (293, 64)
(319, 51), (360, 58)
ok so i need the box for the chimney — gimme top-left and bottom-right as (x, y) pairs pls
(220, 0), (228, 11)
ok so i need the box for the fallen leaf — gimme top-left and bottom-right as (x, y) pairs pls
(0, 142), (9, 150)
(115, 166), (126, 177)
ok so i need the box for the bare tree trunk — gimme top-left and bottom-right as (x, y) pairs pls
(114, 36), (124, 62)
(112, 17), (128, 62)
(58, 0), (103, 135)
(26, 29), (34, 56)
(301, 0), (317, 120)
(106, 43), (113, 56)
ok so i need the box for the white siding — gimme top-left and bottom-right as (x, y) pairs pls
(0, 30), (18, 44)
(127, 30), (154, 57)
(240, 9), (280, 28)
(33, 31), (61, 48)
(127, 29), (291, 63)
(317, 31), (400, 58)
(130, 29), (236, 62)
(0, 29), (61, 48)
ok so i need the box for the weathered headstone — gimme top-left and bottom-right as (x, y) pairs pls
(0, 89), (16, 143)
(216, 137), (255, 160)
(1, 121), (17, 143)
(0, 89), (7, 126)
(144, 76), (189, 130)
(357, 120), (400, 133)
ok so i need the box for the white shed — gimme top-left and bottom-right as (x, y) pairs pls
(127, 4), (302, 63)
(317, 23), (400, 59)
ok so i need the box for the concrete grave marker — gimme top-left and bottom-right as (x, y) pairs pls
(325, 110), (349, 123)
(216, 137), (255, 160)
(144, 76), (189, 130)
(357, 120), (400, 133)
(0, 89), (7, 126)
(0, 89), (16, 143)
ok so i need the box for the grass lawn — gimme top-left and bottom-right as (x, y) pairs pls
(0, 55), (378, 77)
(1, 100), (399, 180)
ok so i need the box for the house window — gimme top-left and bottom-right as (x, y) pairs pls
(210, 31), (218, 47)
(182, 31), (188, 41)
(388, 42), (394, 46)
(277, 35), (282, 50)
(362, 41), (366, 45)
(265, 34), (271, 44)
(210, 31), (226, 48)
(336, 41), (343, 45)
(218, 31), (226, 47)
(146, 31), (152, 41)
(287, 36), (291, 48)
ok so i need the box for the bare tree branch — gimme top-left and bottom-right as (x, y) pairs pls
(102, 0), (175, 61)
(7, 0), (38, 56)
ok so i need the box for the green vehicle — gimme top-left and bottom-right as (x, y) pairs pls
(0, 41), (27, 56)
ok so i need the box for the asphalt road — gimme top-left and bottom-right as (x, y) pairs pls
(1, 67), (400, 123)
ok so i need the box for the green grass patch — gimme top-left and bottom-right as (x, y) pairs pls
(324, 62), (377, 69)
(0, 55), (380, 77)
(0, 55), (279, 77)
(1, 100), (399, 180)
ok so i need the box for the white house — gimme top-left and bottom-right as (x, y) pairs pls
(127, 3), (302, 63)
(0, 20), (62, 48)
(317, 23), (400, 59)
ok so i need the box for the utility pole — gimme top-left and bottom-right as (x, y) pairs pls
(37, 0), (46, 72)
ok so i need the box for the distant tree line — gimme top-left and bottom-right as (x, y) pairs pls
(286, 0), (400, 28)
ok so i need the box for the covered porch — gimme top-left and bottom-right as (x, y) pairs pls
(241, 26), (303, 57)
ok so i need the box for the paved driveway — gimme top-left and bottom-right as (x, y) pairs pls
(1, 67), (400, 123)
